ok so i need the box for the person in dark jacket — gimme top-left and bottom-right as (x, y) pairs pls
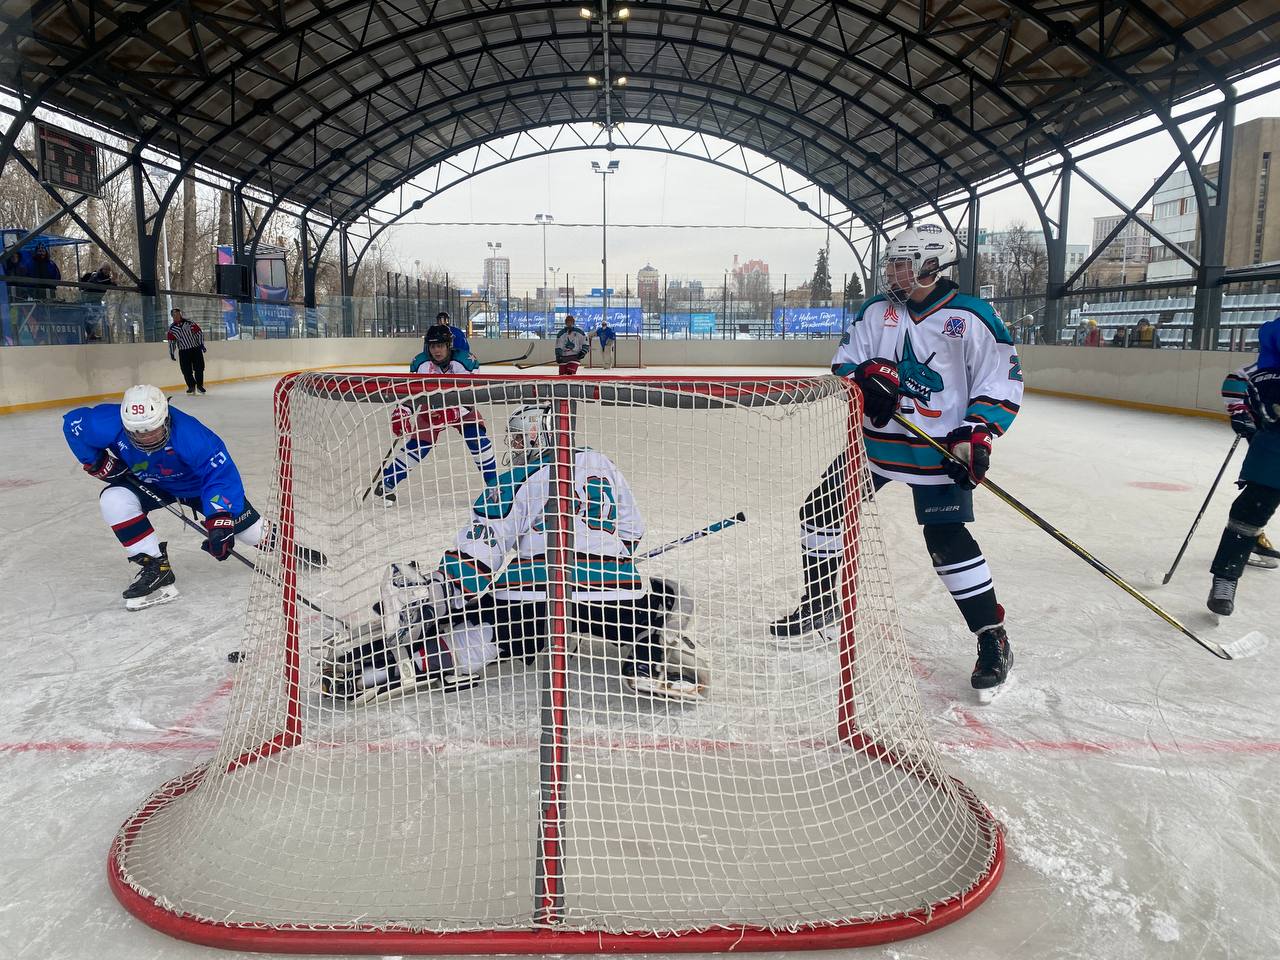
(28, 244), (61, 301)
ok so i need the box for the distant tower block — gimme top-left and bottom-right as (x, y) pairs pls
(109, 372), (1004, 953)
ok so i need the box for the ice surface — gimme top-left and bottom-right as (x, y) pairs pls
(2, 364), (1278, 959)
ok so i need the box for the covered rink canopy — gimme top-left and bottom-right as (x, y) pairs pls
(2, 1), (1279, 341)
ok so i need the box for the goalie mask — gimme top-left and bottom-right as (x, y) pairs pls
(506, 404), (554, 466)
(120, 384), (171, 452)
(882, 224), (956, 304)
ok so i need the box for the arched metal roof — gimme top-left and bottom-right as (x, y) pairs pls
(4, 0), (1279, 225)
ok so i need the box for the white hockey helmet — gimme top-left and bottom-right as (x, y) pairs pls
(506, 404), (553, 466)
(882, 223), (957, 302)
(121, 384), (170, 451)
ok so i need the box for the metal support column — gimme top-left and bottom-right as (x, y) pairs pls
(1043, 163), (1072, 345)
(1194, 95), (1236, 351)
(961, 190), (980, 293)
(130, 153), (161, 341)
(301, 226), (317, 309)
(339, 223), (355, 337)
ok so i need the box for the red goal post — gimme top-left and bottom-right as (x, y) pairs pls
(109, 372), (1004, 954)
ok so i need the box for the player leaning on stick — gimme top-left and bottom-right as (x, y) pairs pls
(325, 404), (708, 702)
(374, 324), (498, 503)
(62, 385), (265, 610)
(1208, 316), (1280, 615)
(770, 223), (1023, 697)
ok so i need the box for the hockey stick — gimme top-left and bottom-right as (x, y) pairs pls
(515, 355), (552, 370)
(890, 414), (1266, 661)
(636, 512), (748, 561)
(478, 343), (535, 366)
(1162, 436), (1241, 585)
(361, 439), (401, 502)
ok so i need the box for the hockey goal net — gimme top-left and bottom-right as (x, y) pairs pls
(587, 333), (642, 368)
(109, 372), (1003, 953)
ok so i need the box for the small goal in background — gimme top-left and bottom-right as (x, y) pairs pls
(587, 333), (643, 368)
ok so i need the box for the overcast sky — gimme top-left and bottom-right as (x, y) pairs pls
(385, 68), (1280, 298)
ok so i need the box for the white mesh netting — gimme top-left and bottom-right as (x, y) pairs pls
(110, 373), (1002, 951)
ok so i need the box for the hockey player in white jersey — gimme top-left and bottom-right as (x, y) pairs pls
(770, 224), (1023, 699)
(325, 404), (708, 702)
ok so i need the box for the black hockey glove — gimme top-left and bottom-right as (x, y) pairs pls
(944, 425), (993, 489)
(1247, 370), (1280, 431)
(84, 447), (128, 481)
(201, 512), (236, 561)
(852, 358), (901, 428)
(1227, 402), (1257, 440)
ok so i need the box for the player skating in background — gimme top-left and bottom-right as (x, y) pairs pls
(63, 385), (265, 610)
(554, 314), (590, 375)
(327, 404), (708, 702)
(411, 311), (478, 372)
(1218, 321), (1280, 574)
(1208, 315), (1280, 615)
(770, 224), (1023, 700)
(374, 324), (497, 503)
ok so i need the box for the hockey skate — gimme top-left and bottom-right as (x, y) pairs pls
(1207, 575), (1237, 617)
(123, 543), (178, 611)
(769, 556), (839, 639)
(1249, 532), (1279, 569)
(970, 625), (1013, 704)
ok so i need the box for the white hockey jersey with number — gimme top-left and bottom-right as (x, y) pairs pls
(831, 282), (1024, 485)
(440, 448), (645, 601)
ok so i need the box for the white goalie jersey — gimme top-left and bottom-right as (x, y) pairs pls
(832, 286), (1024, 485)
(440, 447), (646, 601)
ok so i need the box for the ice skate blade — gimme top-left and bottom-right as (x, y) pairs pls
(125, 585), (179, 611)
(974, 674), (1012, 705)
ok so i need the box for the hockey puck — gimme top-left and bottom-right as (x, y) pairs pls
(227, 650), (243, 663)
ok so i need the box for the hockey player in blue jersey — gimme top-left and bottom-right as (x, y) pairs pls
(1208, 315), (1280, 615)
(770, 224), (1022, 700)
(325, 404), (708, 702)
(63, 384), (265, 610)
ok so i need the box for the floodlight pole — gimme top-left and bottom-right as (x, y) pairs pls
(592, 161), (618, 324)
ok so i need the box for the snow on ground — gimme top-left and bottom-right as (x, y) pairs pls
(1, 364), (1278, 960)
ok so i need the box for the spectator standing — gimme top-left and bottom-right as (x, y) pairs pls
(3, 250), (28, 299)
(167, 308), (208, 394)
(554, 314), (589, 375)
(28, 244), (61, 301)
(79, 264), (115, 341)
(596, 317), (617, 368)
(1082, 319), (1101, 347)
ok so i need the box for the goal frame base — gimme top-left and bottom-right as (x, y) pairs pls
(109, 767), (1003, 955)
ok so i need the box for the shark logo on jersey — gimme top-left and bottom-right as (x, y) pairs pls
(897, 331), (944, 402)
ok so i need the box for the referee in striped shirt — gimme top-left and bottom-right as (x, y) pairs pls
(167, 308), (207, 394)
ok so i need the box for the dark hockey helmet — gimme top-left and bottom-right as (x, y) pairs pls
(424, 324), (454, 353)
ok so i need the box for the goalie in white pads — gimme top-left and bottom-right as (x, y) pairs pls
(323, 404), (708, 702)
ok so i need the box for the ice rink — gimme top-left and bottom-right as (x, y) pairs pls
(2, 363), (1278, 960)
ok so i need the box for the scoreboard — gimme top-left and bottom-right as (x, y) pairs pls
(35, 122), (100, 197)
